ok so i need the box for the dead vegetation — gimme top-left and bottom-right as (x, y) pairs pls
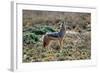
(23, 10), (91, 62)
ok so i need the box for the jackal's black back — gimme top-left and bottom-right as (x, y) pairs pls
(46, 22), (66, 38)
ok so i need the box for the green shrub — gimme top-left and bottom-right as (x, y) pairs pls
(23, 32), (39, 44)
(23, 25), (56, 45)
(43, 27), (56, 32)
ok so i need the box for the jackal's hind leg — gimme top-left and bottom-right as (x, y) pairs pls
(43, 37), (51, 49)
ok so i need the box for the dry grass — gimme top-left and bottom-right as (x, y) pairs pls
(22, 10), (91, 62)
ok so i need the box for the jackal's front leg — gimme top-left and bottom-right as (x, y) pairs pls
(59, 39), (63, 49)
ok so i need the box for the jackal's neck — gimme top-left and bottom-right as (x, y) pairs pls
(60, 25), (66, 33)
(59, 26), (66, 37)
(60, 28), (66, 34)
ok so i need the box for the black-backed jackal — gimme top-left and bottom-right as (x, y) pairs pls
(43, 22), (66, 49)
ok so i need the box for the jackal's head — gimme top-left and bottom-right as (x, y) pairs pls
(59, 21), (66, 31)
